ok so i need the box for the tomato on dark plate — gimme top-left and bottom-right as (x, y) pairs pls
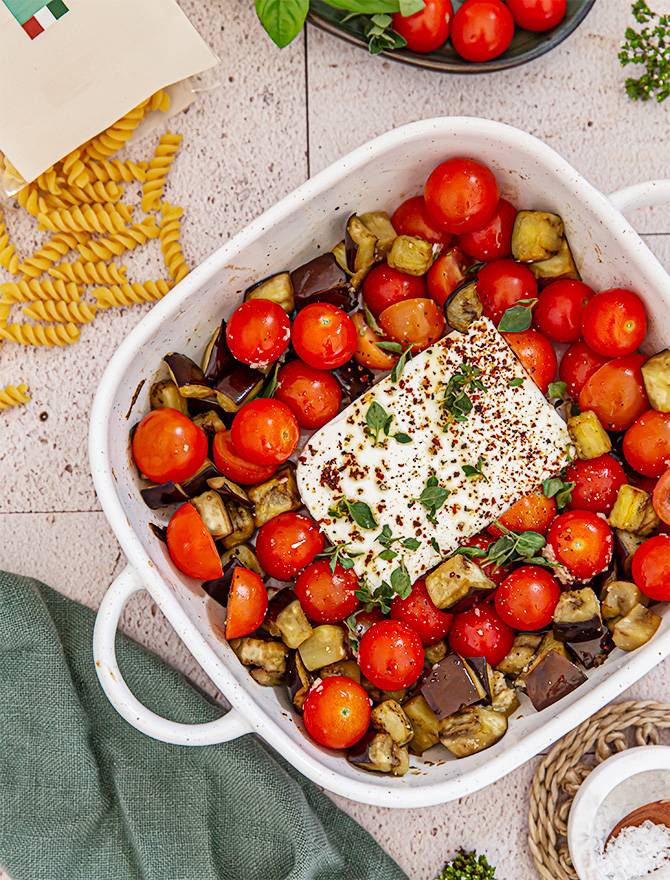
(506, 0), (566, 31)
(362, 263), (426, 317)
(578, 353), (650, 433)
(424, 157), (499, 234)
(226, 565), (268, 639)
(392, 196), (453, 247)
(457, 197), (517, 261)
(291, 302), (357, 370)
(231, 399), (300, 466)
(581, 288), (647, 358)
(390, 580), (453, 646)
(391, 0), (453, 53)
(133, 408), (208, 484)
(477, 258), (537, 326)
(294, 560), (360, 624)
(255, 512), (324, 580)
(496, 565), (562, 631)
(212, 429), (278, 485)
(502, 328), (557, 395)
(275, 360), (342, 430)
(166, 503), (223, 581)
(631, 534), (670, 602)
(558, 340), (610, 400)
(225, 299), (291, 367)
(565, 454), (628, 516)
(533, 279), (595, 344)
(448, 604), (515, 667)
(545, 510), (613, 581)
(623, 409), (670, 478)
(303, 676), (371, 750)
(450, 0), (515, 63)
(358, 620), (425, 690)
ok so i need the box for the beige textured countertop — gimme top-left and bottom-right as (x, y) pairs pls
(1, 1), (669, 877)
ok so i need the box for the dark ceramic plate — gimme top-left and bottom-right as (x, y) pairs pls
(307, 0), (597, 73)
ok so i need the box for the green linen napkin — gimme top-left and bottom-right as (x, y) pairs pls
(0, 571), (409, 880)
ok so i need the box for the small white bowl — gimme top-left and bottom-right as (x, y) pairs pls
(568, 745), (670, 880)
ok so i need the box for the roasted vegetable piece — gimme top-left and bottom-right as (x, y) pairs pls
(613, 530), (648, 578)
(424, 639), (448, 666)
(345, 215), (378, 283)
(495, 633), (542, 677)
(181, 463), (224, 499)
(229, 636), (288, 674)
(347, 729), (409, 776)
(371, 699), (413, 746)
(201, 559), (240, 605)
(164, 353), (213, 399)
(568, 410), (612, 460)
(465, 656), (494, 705)
(247, 465), (301, 527)
(245, 272), (295, 314)
(207, 475), (253, 509)
(426, 555), (496, 612)
(331, 241), (349, 274)
(524, 650), (587, 712)
(186, 396), (235, 427)
(141, 481), (189, 509)
(641, 349), (670, 412)
(320, 658), (362, 683)
(298, 624), (348, 671)
(444, 280), (483, 333)
(553, 587), (604, 643)
(438, 706), (508, 758)
(192, 410), (228, 436)
(612, 604), (662, 651)
(403, 694), (441, 755)
(219, 502), (255, 549)
(386, 235), (433, 276)
(511, 211), (564, 263)
(149, 379), (188, 414)
(290, 253), (357, 311)
(250, 668), (284, 687)
(332, 359), (374, 401)
(420, 654), (485, 719)
(567, 632), (614, 669)
(213, 363), (265, 412)
(201, 320), (234, 381)
(190, 490), (233, 540)
(285, 650), (312, 713)
(608, 485), (658, 533)
(219, 543), (266, 579)
(360, 678), (407, 706)
(601, 579), (649, 629)
(489, 670), (520, 718)
(528, 237), (580, 282)
(263, 589), (313, 649)
(359, 211), (397, 261)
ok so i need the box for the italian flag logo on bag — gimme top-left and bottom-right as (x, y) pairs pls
(3, 0), (68, 38)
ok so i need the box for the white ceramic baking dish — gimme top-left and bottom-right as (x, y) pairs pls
(90, 117), (670, 809)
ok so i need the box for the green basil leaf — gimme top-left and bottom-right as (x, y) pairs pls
(327, 0), (400, 12)
(346, 499), (378, 530)
(498, 299), (537, 333)
(255, 0), (308, 47)
(399, 0), (425, 14)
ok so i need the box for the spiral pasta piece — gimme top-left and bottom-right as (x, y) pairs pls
(150, 89), (171, 113)
(160, 201), (190, 283)
(76, 216), (159, 261)
(0, 219), (19, 275)
(18, 232), (88, 279)
(49, 259), (128, 285)
(141, 132), (182, 212)
(93, 279), (173, 308)
(0, 278), (82, 304)
(60, 181), (124, 205)
(22, 300), (97, 324)
(0, 321), (80, 347)
(83, 159), (148, 184)
(85, 103), (147, 162)
(38, 203), (134, 235)
(0, 384), (30, 410)
(60, 148), (89, 187)
(35, 166), (63, 195)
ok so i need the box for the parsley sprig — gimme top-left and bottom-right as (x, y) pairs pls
(328, 497), (378, 530)
(442, 363), (487, 426)
(619, 1), (670, 103)
(453, 521), (558, 570)
(315, 542), (364, 573)
(414, 472), (450, 525)
(462, 455), (489, 482)
(364, 401), (412, 447)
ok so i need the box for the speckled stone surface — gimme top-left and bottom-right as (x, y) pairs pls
(1, 1), (669, 878)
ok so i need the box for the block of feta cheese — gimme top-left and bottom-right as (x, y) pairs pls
(296, 317), (572, 590)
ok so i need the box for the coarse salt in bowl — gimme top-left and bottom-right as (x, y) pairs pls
(598, 821), (670, 880)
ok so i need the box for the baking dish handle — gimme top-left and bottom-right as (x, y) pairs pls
(608, 179), (670, 213)
(93, 565), (252, 745)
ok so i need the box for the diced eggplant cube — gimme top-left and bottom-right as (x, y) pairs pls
(286, 650), (312, 713)
(495, 633), (542, 677)
(371, 699), (413, 746)
(190, 491), (233, 540)
(213, 364), (264, 412)
(601, 579), (649, 628)
(149, 379), (188, 414)
(245, 272), (294, 314)
(291, 253), (357, 311)
(524, 651), (587, 712)
(553, 587), (604, 643)
(248, 465), (301, 527)
(192, 410), (228, 436)
(613, 530), (648, 578)
(230, 637), (287, 674)
(207, 475), (253, 509)
(489, 670), (520, 717)
(426, 555), (495, 611)
(332, 359), (374, 401)
(465, 656), (494, 705)
(347, 730), (409, 776)
(359, 211), (397, 261)
(641, 349), (670, 412)
(360, 678), (406, 706)
(345, 215), (378, 278)
(181, 462), (223, 499)
(567, 633), (614, 669)
(202, 560), (238, 605)
(219, 503), (255, 549)
(608, 485), (654, 533)
(201, 320), (234, 381)
(511, 211), (564, 263)
(612, 604), (662, 651)
(568, 410), (612, 460)
(420, 654), (485, 719)
(424, 639), (448, 666)
(438, 706), (508, 758)
(186, 397), (235, 427)
(528, 237), (580, 282)
(403, 694), (440, 755)
(164, 352), (213, 399)
(276, 599), (313, 649)
(320, 658), (361, 683)
(220, 543), (265, 579)
(387, 235), (433, 276)
(298, 625), (347, 671)
(250, 668), (284, 687)
(141, 481), (189, 509)
(444, 281), (483, 333)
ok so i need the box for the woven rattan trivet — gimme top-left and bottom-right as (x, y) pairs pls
(528, 700), (670, 880)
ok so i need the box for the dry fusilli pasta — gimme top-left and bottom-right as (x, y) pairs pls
(49, 259), (128, 285)
(150, 89), (171, 113)
(22, 300), (97, 324)
(56, 181), (124, 205)
(60, 148), (89, 187)
(160, 201), (190, 283)
(18, 232), (88, 278)
(0, 213), (19, 275)
(93, 279), (173, 308)
(38, 203), (134, 235)
(85, 104), (147, 162)
(35, 166), (63, 195)
(83, 159), (148, 184)
(0, 321), (80, 347)
(0, 384), (30, 410)
(1, 278), (82, 304)
(76, 216), (159, 261)
(141, 132), (182, 212)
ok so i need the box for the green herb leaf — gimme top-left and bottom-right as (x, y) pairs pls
(346, 499), (378, 530)
(254, 0), (309, 47)
(462, 454), (489, 482)
(393, 432), (412, 444)
(498, 297), (538, 333)
(377, 548), (398, 561)
(364, 303), (383, 335)
(376, 340), (404, 353)
(430, 537), (442, 555)
(256, 362), (280, 398)
(315, 541), (364, 573)
(377, 524), (394, 546)
(454, 522), (558, 571)
(465, 261), (486, 276)
(390, 559), (411, 598)
(391, 346), (413, 382)
(442, 363), (487, 426)
(619, 1), (670, 103)
(326, 0), (401, 12)
(399, 0), (425, 15)
(507, 377), (524, 387)
(344, 612), (361, 652)
(453, 546), (488, 559)
(542, 475), (575, 510)
(403, 537), (421, 550)
(365, 400), (391, 447)
(415, 472), (450, 524)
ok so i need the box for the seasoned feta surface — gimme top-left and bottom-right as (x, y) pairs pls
(296, 317), (571, 589)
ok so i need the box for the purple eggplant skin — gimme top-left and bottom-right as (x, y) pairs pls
(203, 320), (234, 382)
(332, 359), (374, 401)
(420, 654), (482, 719)
(346, 727), (378, 766)
(186, 397), (235, 427)
(180, 464), (223, 499)
(213, 363), (265, 408)
(445, 585), (496, 615)
(444, 278), (483, 334)
(149, 523), (168, 544)
(141, 481), (189, 509)
(285, 650), (312, 706)
(524, 650), (587, 712)
(201, 559), (243, 606)
(567, 633), (614, 669)
(164, 353), (213, 396)
(465, 656), (492, 705)
(290, 254), (358, 312)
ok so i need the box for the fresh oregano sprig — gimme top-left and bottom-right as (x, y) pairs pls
(619, 1), (670, 103)
(542, 474), (575, 510)
(364, 401), (412, 447)
(375, 524), (421, 559)
(328, 497), (378, 530)
(462, 454), (489, 482)
(376, 340), (414, 382)
(414, 473), (450, 525)
(497, 297), (538, 332)
(453, 521), (558, 570)
(441, 363), (487, 426)
(354, 559), (412, 613)
(315, 542), (364, 573)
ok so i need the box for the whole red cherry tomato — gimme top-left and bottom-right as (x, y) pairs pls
(392, 196), (453, 246)
(533, 280), (595, 344)
(502, 328), (557, 395)
(506, 0), (566, 31)
(451, 0), (515, 63)
(255, 512), (324, 580)
(559, 340), (610, 400)
(653, 468), (670, 525)
(631, 534), (670, 602)
(225, 299), (291, 368)
(291, 303), (357, 370)
(212, 429), (277, 486)
(275, 360), (342, 430)
(565, 454), (628, 516)
(579, 353), (650, 432)
(348, 607), (385, 644)
(351, 310), (399, 371)
(581, 288), (648, 357)
(424, 157), (499, 234)
(457, 198), (517, 261)
(166, 503), (223, 581)
(378, 298), (445, 351)
(496, 566), (562, 631)
(231, 399), (300, 466)
(358, 620), (425, 690)
(302, 676), (371, 750)
(426, 245), (471, 308)
(226, 565), (268, 639)
(294, 560), (360, 624)
(489, 489), (557, 537)
(132, 408), (208, 484)
(477, 259), (538, 326)
(391, 0), (453, 53)
(448, 604), (515, 667)
(461, 534), (512, 587)
(545, 510), (613, 581)
(390, 580), (453, 646)
(623, 409), (670, 477)
(362, 263), (427, 317)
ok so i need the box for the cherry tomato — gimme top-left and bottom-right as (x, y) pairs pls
(565, 454), (628, 516)
(378, 298), (445, 352)
(545, 510), (613, 581)
(653, 468), (670, 525)
(489, 489), (557, 537)
(391, 0), (453, 53)
(506, 0), (566, 31)
(225, 299), (291, 368)
(533, 280), (595, 344)
(132, 408), (208, 484)
(358, 620), (425, 690)
(226, 565), (268, 639)
(461, 534), (512, 587)
(294, 560), (360, 624)
(166, 503), (223, 581)
(450, 0), (515, 63)
(302, 676), (371, 750)
(424, 157), (499, 234)
(477, 258), (538, 326)
(495, 566), (562, 631)
(623, 409), (670, 478)
(426, 245), (471, 308)
(212, 429), (278, 486)
(391, 196), (453, 246)
(579, 353), (650, 433)
(502, 328), (557, 395)
(291, 303), (357, 370)
(581, 288), (648, 358)
(631, 534), (670, 602)
(448, 604), (515, 667)
(362, 263), (427, 317)
(558, 340), (610, 400)
(231, 399), (300, 466)
(348, 608), (385, 645)
(456, 198), (517, 261)
(275, 360), (342, 430)
(390, 580), (453, 646)
(351, 310), (398, 371)
(255, 512), (325, 580)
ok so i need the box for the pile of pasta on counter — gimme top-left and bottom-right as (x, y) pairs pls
(0, 88), (191, 411)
